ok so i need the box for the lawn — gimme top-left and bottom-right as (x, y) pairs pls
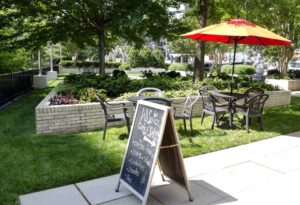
(1, 79), (300, 205)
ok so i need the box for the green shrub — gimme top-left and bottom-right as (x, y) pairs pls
(288, 70), (300, 79)
(221, 64), (255, 75)
(127, 47), (165, 68)
(267, 69), (281, 78)
(0, 49), (27, 74)
(112, 70), (126, 78)
(151, 49), (165, 68)
(168, 63), (188, 71)
(56, 83), (80, 96)
(60, 61), (121, 68)
(202, 77), (230, 90)
(105, 61), (121, 68)
(140, 70), (153, 78)
(119, 62), (130, 70)
(77, 87), (107, 102)
(159, 71), (181, 78)
(60, 60), (75, 67)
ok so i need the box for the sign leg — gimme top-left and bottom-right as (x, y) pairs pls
(187, 188), (193, 201)
(157, 161), (165, 181)
(115, 180), (121, 192)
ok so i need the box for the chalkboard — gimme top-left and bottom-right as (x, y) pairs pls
(118, 100), (168, 199)
(116, 100), (193, 205)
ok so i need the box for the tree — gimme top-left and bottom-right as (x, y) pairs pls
(1, 0), (185, 74)
(235, 0), (300, 75)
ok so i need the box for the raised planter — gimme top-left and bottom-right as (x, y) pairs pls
(35, 89), (291, 135)
(265, 78), (300, 91)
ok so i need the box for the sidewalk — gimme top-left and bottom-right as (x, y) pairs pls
(20, 131), (300, 205)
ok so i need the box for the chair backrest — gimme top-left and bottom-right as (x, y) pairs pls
(200, 85), (219, 94)
(143, 97), (171, 107)
(137, 87), (163, 97)
(96, 94), (109, 116)
(182, 93), (200, 115)
(199, 89), (217, 112)
(244, 88), (265, 102)
(245, 94), (269, 114)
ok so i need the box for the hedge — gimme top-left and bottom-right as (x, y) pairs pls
(60, 61), (121, 68)
(221, 64), (255, 75)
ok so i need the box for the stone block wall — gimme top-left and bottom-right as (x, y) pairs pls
(36, 90), (291, 135)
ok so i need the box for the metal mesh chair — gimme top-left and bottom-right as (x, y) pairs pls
(199, 89), (228, 129)
(200, 85), (219, 94)
(234, 94), (269, 132)
(172, 93), (199, 134)
(136, 87), (163, 97)
(96, 95), (130, 140)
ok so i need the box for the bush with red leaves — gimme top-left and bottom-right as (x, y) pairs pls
(49, 94), (78, 105)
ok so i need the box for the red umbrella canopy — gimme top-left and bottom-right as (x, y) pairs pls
(181, 18), (291, 46)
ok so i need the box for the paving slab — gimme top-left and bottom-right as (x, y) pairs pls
(101, 195), (163, 205)
(192, 161), (282, 196)
(76, 167), (170, 205)
(19, 185), (88, 205)
(225, 169), (300, 205)
(150, 181), (231, 205)
(76, 175), (132, 205)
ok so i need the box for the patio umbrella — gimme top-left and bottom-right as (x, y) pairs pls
(181, 18), (291, 93)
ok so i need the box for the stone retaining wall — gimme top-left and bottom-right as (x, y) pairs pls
(36, 90), (291, 135)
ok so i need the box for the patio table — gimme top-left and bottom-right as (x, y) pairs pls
(213, 92), (247, 128)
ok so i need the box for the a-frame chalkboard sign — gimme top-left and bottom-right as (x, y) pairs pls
(116, 100), (193, 205)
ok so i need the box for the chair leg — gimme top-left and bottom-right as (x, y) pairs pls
(259, 117), (263, 130)
(103, 120), (108, 140)
(126, 117), (131, 135)
(189, 117), (193, 136)
(201, 112), (205, 124)
(211, 115), (216, 129)
(246, 115), (249, 133)
(183, 119), (187, 132)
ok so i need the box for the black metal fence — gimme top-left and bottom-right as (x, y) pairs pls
(0, 66), (59, 107)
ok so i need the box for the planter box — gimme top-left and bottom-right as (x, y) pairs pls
(265, 78), (300, 91)
(35, 89), (291, 135)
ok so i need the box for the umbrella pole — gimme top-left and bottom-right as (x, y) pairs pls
(230, 40), (238, 94)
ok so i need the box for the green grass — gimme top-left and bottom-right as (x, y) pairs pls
(1, 79), (300, 205)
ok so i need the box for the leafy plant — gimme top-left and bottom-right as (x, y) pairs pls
(127, 47), (165, 68)
(49, 94), (78, 105)
(159, 71), (181, 78)
(77, 87), (107, 102)
(168, 63), (189, 71)
(119, 62), (130, 70)
(221, 64), (256, 76)
(112, 69), (126, 78)
(267, 69), (282, 79)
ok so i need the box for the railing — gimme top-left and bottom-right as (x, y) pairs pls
(0, 66), (58, 107)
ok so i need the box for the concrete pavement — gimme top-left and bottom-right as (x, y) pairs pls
(20, 131), (300, 205)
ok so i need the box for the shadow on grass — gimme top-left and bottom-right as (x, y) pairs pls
(178, 127), (227, 139)
(118, 133), (129, 140)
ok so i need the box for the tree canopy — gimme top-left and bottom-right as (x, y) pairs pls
(1, 0), (187, 74)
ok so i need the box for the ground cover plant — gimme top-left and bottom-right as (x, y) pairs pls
(53, 72), (201, 103)
(1, 77), (300, 205)
(52, 71), (277, 104)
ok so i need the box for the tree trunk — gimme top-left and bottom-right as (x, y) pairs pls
(194, 0), (208, 82)
(98, 22), (105, 75)
(278, 46), (293, 76)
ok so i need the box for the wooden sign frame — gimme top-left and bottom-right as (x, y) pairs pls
(116, 100), (193, 205)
